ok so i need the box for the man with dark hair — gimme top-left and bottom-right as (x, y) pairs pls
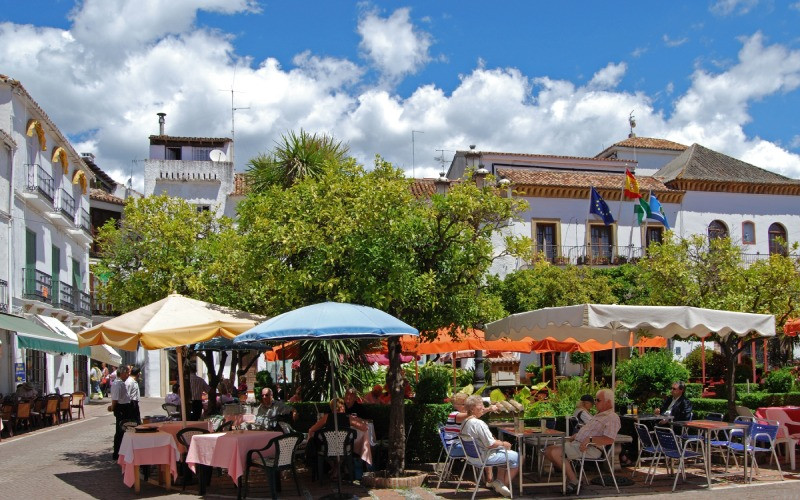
(189, 364), (209, 421)
(655, 381), (693, 423)
(128, 366), (142, 424)
(108, 365), (132, 460)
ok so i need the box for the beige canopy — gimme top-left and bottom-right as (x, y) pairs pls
(77, 293), (263, 351)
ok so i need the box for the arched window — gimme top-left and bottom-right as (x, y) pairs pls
(768, 223), (787, 256)
(742, 221), (755, 245)
(708, 220), (728, 240)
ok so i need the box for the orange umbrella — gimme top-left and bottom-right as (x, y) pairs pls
(784, 318), (800, 336)
(401, 327), (532, 354)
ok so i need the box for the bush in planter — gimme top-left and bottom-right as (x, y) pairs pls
(689, 398), (728, 417)
(762, 368), (795, 393)
(615, 350), (689, 404)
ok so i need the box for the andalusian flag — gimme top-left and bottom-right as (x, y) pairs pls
(624, 169), (641, 199)
(634, 197), (651, 225)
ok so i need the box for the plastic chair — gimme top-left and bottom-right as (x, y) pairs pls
(764, 408), (799, 470)
(726, 422), (785, 482)
(653, 426), (709, 491)
(633, 422), (661, 481)
(58, 394), (73, 423)
(317, 429), (356, 484)
(574, 442), (619, 495)
(242, 432), (303, 499)
(71, 392), (86, 419)
(435, 424), (467, 489)
(176, 427), (210, 490)
(455, 433), (514, 500)
(162, 403), (180, 419)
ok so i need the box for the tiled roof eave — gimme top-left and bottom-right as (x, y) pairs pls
(667, 179), (800, 196)
(513, 185), (684, 204)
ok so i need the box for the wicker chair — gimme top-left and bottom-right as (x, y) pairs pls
(14, 401), (33, 431)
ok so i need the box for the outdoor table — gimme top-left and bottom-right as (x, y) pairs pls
(136, 420), (213, 453)
(622, 413), (673, 423)
(185, 430), (282, 495)
(223, 413), (256, 429)
(354, 420), (377, 465)
(495, 425), (566, 495)
(675, 420), (750, 487)
(117, 430), (180, 493)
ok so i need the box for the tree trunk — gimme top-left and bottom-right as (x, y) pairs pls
(386, 336), (406, 476)
(724, 342), (738, 420)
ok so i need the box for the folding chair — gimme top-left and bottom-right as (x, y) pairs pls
(653, 426), (709, 491)
(455, 433), (514, 500)
(574, 442), (619, 495)
(726, 422), (785, 482)
(632, 422), (661, 481)
(435, 424), (467, 489)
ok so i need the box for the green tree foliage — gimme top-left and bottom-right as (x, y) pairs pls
(615, 350), (689, 404)
(490, 260), (616, 313)
(245, 129), (349, 191)
(683, 346), (726, 379)
(635, 234), (800, 416)
(93, 194), (222, 312)
(762, 368), (795, 393)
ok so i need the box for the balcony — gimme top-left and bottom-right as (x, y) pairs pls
(76, 291), (92, 318)
(21, 267), (52, 304)
(0, 279), (7, 313)
(58, 281), (75, 312)
(22, 164), (55, 213)
(533, 245), (645, 266)
(68, 208), (93, 246)
(49, 188), (76, 228)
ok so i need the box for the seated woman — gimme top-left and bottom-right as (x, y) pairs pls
(288, 385), (303, 403)
(461, 395), (518, 498)
(165, 383), (181, 407)
(306, 398), (368, 480)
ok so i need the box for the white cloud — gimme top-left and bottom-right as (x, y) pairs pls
(588, 63), (627, 89)
(663, 34), (689, 47)
(357, 7), (432, 84)
(710, 0), (759, 16)
(1, 1), (799, 192)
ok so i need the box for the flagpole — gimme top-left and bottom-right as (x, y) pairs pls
(585, 186), (593, 261)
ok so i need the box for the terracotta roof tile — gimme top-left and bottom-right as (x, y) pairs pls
(497, 168), (675, 192)
(596, 136), (688, 158)
(90, 188), (125, 205)
(148, 135), (231, 145)
(410, 179), (436, 197)
(463, 150), (630, 164)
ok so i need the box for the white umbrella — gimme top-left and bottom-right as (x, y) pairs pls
(485, 304), (775, 387)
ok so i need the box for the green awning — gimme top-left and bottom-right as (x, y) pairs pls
(0, 313), (89, 355)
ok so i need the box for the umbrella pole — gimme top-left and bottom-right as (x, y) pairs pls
(611, 338), (616, 390)
(764, 338), (769, 372)
(177, 346), (188, 427)
(590, 352), (595, 389)
(751, 341), (757, 383)
(551, 352), (556, 390)
(452, 353), (456, 390)
(701, 339), (706, 387)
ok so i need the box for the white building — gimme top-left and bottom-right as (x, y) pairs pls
(0, 75), (100, 396)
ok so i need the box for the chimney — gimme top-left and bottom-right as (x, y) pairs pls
(81, 152), (95, 162)
(157, 112), (166, 135)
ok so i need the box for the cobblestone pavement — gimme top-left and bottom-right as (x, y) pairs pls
(0, 397), (798, 499)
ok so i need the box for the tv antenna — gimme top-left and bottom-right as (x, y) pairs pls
(219, 65), (250, 168)
(434, 149), (454, 174)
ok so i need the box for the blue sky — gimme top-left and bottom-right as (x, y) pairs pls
(1, 0), (799, 188)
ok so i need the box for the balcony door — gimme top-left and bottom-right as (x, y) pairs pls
(536, 223), (557, 262)
(52, 245), (60, 305)
(590, 225), (613, 263)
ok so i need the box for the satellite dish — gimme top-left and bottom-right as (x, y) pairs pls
(209, 149), (227, 162)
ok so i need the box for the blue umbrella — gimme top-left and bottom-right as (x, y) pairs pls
(233, 302), (417, 499)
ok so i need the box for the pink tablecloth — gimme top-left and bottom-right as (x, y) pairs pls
(354, 421), (376, 465)
(223, 413), (256, 428)
(138, 420), (213, 452)
(186, 430), (282, 484)
(117, 431), (180, 487)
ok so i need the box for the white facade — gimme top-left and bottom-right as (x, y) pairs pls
(0, 76), (95, 396)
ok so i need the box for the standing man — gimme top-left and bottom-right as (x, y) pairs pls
(128, 366), (142, 424)
(544, 388), (620, 494)
(108, 365), (132, 461)
(654, 381), (693, 423)
(189, 364), (209, 421)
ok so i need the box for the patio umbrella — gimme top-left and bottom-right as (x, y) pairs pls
(233, 301), (418, 500)
(77, 293), (263, 422)
(486, 304), (775, 387)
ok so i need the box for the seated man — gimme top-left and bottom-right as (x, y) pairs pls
(255, 387), (297, 429)
(460, 395), (518, 498)
(544, 388), (620, 494)
(654, 381), (693, 423)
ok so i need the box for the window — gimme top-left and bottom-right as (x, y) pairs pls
(768, 223), (788, 256)
(536, 223), (557, 262)
(708, 220), (728, 240)
(645, 226), (663, 248)
(742, 221), (755, 245)
(25, 349), (47, 394)
(589, 225), (613, 264)
(192, 147), (212, 161)
(166, 147), (181, 160)
(196, 205), (211, 212)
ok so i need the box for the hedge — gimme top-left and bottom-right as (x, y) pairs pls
(689, 398), (728, 418)
(738, 392), (800, 409)
(684, 383), (702, 399)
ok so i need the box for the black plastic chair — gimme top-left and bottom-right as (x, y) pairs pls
(242, 432), (303, 499)
(176, 427), (210, 490)
(162, 403), (180, 419)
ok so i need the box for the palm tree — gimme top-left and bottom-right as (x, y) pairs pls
(246, 130), (349, 191)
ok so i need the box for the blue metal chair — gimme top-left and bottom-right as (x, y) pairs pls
(726, 422), (785, 482)
(633, 422), (662, 482)
(435, 424), (467, 489)
(574, 441), (619, 495)
(455, 433), (514, 500)
(653, 426), (710, 491)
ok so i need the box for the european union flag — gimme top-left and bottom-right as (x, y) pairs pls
(589, 187), (614, 226)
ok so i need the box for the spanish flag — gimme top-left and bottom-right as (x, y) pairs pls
(623, 169), (641, 199)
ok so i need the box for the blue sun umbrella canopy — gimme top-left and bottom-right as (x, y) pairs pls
(233, 302), (418, 345)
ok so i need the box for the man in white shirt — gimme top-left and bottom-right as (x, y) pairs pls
(108, 365), (131, 460)
(127, 366), (141, 424)
(255, 387), (297, 429)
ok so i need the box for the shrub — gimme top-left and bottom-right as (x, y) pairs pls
(569, 352), (591, 367)
(549, 377), (593, 417)
(689, 398), (728, 418)
(684, 383), (702, 399)
(683, 346), (725, 379)
(615, 350), (690, 404)
(254, 369), (273, 397)
(762, 368), (794, 393)
(414, 364), (452, 404)
(739, 391), (800, 408)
